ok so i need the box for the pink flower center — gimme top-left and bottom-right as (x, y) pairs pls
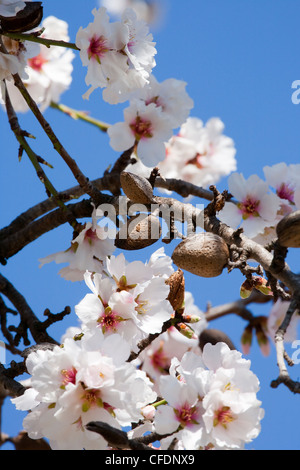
(98, 306), (123, 333)
(151, 342), (170, 373)
(28, 53), (47, 71)
(130, 115), (153, 141)
(174, 402), (199, 428)
(213, 406), (235, 429)
(88, 35), (108, 61)
(277, 183), (294, 203)
(61, 367), (77, 387)
(84, 227), (98, 243)
(238, 196), (260, 219)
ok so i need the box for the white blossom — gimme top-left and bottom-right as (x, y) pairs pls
(158, 117), (237, 189)
(218, 172), (281, 239)
(108, 99), (173, 166)
(0, 33), (38, 82)
(154, 344), (264, 450)
(75, 250), (173, 350)
(12, 332), (156, 450)
(2, 16), (75, 112)
(76, 7), (156, 104)
(132, 74), (194, 129)
(100, 0), (160, 25)
(39, 207), (115, 281)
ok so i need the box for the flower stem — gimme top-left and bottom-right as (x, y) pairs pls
(152, 399), (168, 408)
(50, 102), (110, 132)
(1, 31), (79, 50)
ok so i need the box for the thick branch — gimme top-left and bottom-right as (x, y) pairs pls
(0, 273), (58, 345)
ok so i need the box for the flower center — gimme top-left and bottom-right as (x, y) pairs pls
(98, 306), (123, 333)
(213, 406), (235, 429)
(150, 342), (170, 373)
(61, 367), (77, 387)
(88, 35), (108, 61)
(130, 115), (153, 141)
(80, 387), (103, 412)
(174, 402), (199, 428)
(238, 196), (260, 219)
(277, 183), (294, 203)
(28, 53), (47, 71)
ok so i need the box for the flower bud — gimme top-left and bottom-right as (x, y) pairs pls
(176, 322), (197, 340)
(141, 405), (156, 420)
(172, 233), (229, 278)
(240, 324), (253, 355)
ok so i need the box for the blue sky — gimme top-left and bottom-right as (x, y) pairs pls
(1, 0), (300, 450)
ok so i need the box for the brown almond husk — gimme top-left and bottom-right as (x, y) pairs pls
(165, 269), (185, 311)
(172, 232), (229, 278)
(276, 210), (300, 248)
(120, 171), (153, 204)
(115, 213), (161, 250)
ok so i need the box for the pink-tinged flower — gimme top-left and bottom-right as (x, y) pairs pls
(0, 32), (39, 83)
(132, 74), (194, 129)
(263, 162), (300, 204)
(12, 332), (156, 450)
(219, 173), (281, 239)
(39, 206), (115, 281)
(100, 0), (161, 25)
(75, 272), (140, 350)
(108, 99), (173, 166)
(0, 0), (26, 17)
(2, 16), (75, 112)
(76, 7), (156, 104)
(158, 117), (237, 190)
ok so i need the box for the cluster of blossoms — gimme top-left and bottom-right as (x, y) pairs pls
(1, 1), (267, 450)
(12, 331), (157, 450)
(76, 7), (157, 104)
(218, 162), (300, 242)
(158, 116), (237, 189)
(155, 343), (264, 450)
(1, 16), (75, 112)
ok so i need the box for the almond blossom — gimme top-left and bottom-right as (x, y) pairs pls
(218, 172), (281, 239)
(0, 32), (38, 82)
(39, 207), (115, 281)
(100, 0), (160, 25)
(76, 7), (156, 104)
(108, 99), (173, 166)
(154, 343), (264, 450)
(75, 251), (173, 351)
(132, 73), (194, 128)
(158, 117), (237, 189)
(2, 16), (75, 112)
(12, 331), (156, 450)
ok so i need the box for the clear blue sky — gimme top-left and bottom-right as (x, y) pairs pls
(1, 0), (300, 450)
